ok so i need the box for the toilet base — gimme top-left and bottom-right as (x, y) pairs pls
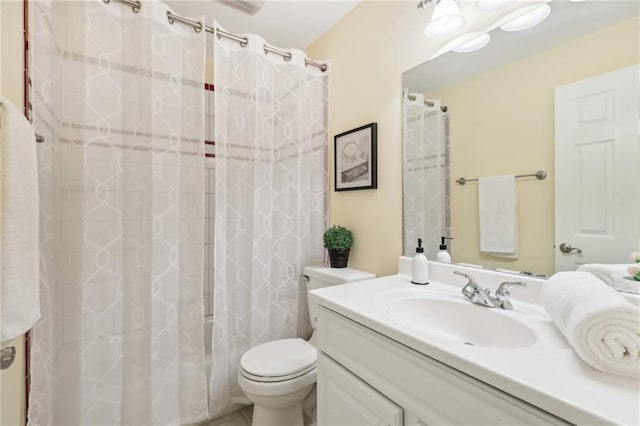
(241, 382), (314, 426)
(252, 401), (304, 426)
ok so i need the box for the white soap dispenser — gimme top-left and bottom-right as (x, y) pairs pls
(411, 238), (429, 285)
(435, 236), (453, 263)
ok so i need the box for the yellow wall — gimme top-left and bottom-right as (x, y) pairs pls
(307, 0), (546, 277)
(0, 0), (24, 106)
(429, 17), (639, 275)
(0, 0), (27, 424)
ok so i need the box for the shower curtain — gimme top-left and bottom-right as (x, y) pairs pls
(402, 92), (450, 259)
(210, 29), (329, 415)
(29, 1), (208, 424)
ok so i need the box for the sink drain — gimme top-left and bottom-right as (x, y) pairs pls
(463, 342), (474, 346)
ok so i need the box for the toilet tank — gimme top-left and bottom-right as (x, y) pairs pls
(304, 266), (375, 330)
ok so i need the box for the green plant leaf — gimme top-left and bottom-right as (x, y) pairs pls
(323, 225), (353, 250)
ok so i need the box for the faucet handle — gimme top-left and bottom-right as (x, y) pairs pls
(454, 271), (480, 301)
(453, 270), (476, 284)
(496, 281), (526, 297)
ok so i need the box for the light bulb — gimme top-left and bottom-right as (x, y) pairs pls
(424, 0), (466, 39)
(452, 33), (490, 53)
(500, 4), (551, 32)
(477, 0), (512, 11)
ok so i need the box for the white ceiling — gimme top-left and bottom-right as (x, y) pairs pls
(165, 0), (360, 51)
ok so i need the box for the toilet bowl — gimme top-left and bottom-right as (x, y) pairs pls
(237, 266), (375, 426)
(238, 338), (317, 426)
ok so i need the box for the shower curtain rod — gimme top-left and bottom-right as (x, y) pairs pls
(406, 94), (448, 112)
(104, 0), (328, 72)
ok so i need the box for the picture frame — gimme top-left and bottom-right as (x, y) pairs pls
(334, 122), (377, 191)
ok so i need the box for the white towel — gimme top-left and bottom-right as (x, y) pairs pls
(0, 97), (40, 345)
(543, 271), (640, 378)
(577, 264), (639, 294)
(478, 175), (518, 258)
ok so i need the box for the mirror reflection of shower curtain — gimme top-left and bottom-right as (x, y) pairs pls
(402, 92), (451, 259)
(29, 2), (208, 425)
(211, 28), (329, 416)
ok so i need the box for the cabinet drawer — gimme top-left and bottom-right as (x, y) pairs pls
(317, 306), (570, 426)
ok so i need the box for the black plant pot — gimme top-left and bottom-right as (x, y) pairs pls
(328, 248), (350, 268)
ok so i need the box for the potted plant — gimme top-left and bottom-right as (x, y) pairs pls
(323, 225), (353, 268)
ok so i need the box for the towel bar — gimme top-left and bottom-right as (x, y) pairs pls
(456, 170), (546, 185)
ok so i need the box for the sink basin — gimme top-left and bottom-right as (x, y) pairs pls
(385, 297), (537, 348)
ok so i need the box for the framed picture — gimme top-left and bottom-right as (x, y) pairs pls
(334, 122), (377, 191)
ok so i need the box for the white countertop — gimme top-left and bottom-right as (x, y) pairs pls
(309, 261), (640, 425)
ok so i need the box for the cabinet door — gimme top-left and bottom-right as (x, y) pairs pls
(318, 353), (403, 426)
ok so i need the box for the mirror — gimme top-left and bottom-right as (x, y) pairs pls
(402, 1), (639, 288)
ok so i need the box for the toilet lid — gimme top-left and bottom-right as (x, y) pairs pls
(240, 338), (317, 379)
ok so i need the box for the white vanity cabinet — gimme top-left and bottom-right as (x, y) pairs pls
(316, 306), (571, 426)
(318, 353), (403, 426)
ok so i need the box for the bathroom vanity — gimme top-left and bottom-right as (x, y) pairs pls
(310, 259), (640, 426)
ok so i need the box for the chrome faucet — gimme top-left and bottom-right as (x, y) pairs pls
(494, 281), (527, 310)
(453, 271), (526, 310)
(453, 271), (495, 307)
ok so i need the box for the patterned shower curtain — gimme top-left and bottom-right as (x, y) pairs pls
(210, 28), (329, 415)
(402, 92), (450, 259)
(29, 1), (208, 424)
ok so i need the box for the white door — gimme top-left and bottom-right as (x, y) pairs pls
(317, 353), (403, 426)
(555, 65), (640, 271)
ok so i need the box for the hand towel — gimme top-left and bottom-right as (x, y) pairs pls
(478, 175), (518, 258)
(0, 97), (40, 345)
(577, 264), (639, 294)
(543, 271), (640, 378)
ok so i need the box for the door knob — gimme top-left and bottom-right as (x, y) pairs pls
(559, 243), (582, 254)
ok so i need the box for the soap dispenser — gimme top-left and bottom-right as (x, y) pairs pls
(435, 236), (453, 263)
(411, 238), (429, 285)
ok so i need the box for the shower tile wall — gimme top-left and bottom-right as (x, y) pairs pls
(204, 85), (215, 317)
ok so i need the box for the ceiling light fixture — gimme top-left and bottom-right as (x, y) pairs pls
(417, 0), (435, 9)
(477, 0), (513, 11)
(499, 4), (551, 32)
(218, 0), (265, 16)
(424, 0), (466, 39)
(452, 33), (490, 53)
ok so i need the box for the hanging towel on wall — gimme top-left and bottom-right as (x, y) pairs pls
(543, 271), (640, 378)
(479, 175), (518, 258)
(0, 97), (40, 344)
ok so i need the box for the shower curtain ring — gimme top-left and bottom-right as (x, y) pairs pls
(103, 0), (140, 13)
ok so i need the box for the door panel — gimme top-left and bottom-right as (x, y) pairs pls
(555, 65), (640, 271)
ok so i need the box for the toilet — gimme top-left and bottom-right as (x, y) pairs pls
(237, 265), (375, 426)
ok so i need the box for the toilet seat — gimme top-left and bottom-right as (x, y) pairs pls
(240, 363), (317, 382)
(239, 338), (317, 383)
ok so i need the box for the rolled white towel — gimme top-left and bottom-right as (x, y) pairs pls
(577, 264), (635, 288)
(543, 271), (640, 378)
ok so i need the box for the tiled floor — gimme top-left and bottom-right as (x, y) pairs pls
(202, 406), (252, 426)
(200, 403), (317, 426)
